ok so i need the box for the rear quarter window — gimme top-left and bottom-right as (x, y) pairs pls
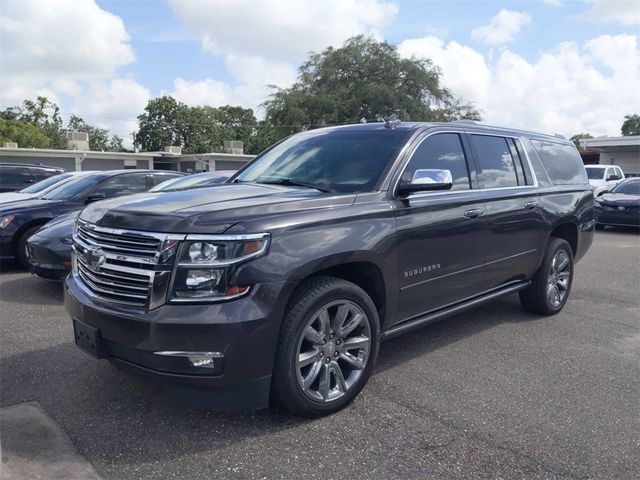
(530, 140), (588, 185)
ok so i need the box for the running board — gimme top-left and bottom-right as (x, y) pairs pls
(381, 281), (531, 340)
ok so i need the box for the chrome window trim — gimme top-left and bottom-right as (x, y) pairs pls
(390, 130), (540, 200)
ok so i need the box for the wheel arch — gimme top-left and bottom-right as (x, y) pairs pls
(549, 221), (578, 257)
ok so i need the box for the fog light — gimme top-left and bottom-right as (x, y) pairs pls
(154, 351), (224, 369)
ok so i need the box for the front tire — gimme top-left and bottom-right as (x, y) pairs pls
(272, 276), (380, 417)
(519, 238), (574, 315)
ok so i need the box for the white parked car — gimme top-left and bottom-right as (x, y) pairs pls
(585, 165), (625, 197)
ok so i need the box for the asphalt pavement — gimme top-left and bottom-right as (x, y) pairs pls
(1, 229), (638, 479)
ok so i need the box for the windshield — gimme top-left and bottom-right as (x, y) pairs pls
(42, 174), (108, 200)
(612, 181), (640, 195)
(20, 173), (72, 193)
(150, 173), (228, 192)
(234, 127), (412, 193)
(586, 167), (605, 180)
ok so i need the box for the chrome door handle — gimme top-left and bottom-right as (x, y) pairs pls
(524, 201), (539, 209)
(464, 208), (483, 219)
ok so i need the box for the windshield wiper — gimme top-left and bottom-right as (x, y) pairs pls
(256, 178), (335, 193)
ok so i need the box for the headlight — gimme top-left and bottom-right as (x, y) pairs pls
(170, 233), (269, 303)
(0, 215), (15, 229)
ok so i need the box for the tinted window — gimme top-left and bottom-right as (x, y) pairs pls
(401, 133), (470, 190)
(1, 166), (33, 184)
(20, 173), (72, 193)
(530, 140), (588, 185)
(235, 128), (412, 193)
(612, 181), (640, 195)
(586, 167), (605, 180)
(471, 135), (519, 188)
(31, 168), (58, 180)
(90, 174), (149, 198)
(42, 174), (108, 200)
(150, 173), (184, 186)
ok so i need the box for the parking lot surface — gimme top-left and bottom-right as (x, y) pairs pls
(1, 230), (639, 479)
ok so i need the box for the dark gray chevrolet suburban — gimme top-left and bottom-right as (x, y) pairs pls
(65, 121), (594, 416)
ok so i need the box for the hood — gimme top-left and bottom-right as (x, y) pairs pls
(0, 192), (37, 205)
(30, 210), (78, 242)
(588, 179), (605, 187)
(0, 198), (65, 216)
(79, 183), (356, 233)
(597, 193), (640, 207)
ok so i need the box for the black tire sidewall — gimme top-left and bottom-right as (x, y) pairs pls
(274, 277), (380, 417)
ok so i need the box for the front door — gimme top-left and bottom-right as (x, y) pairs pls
(392, 132), (487, 325)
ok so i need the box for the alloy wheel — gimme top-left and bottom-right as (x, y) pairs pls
(295, 300), (371, 403)
(547, 249), (571, 307)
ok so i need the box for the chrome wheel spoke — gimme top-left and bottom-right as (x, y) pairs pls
(304, 327), (323, 345)
(318, 364), (331, 400)
(333, 363), (348, 392)
(339, 313), (363, 337)
(303, 361), (322, 389)
(555, 253), (569, 272)
(317, 308), (331, 337)
(557, 271), (570, 280)
(340, 351), (365, 370)
(343, 335), (369, 351)
(332, 304), (350, 332)
(298, 349), (318, 368)
(547, 283), (560, 305)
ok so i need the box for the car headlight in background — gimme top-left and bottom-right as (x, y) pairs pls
(0, 215), (15, 229)
(170, 233), (270, 302)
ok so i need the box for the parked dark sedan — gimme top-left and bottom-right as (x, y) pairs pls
(595, 178), (640, 228)
(0, 171), (94, 206)
(0, 163), (65, 192)
(0, 169), (183, 267)
(26, 171), (229, 281)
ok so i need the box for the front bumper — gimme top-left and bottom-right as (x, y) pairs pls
(27, 234), (72, 281)
(596, 206), (640, 227)
(65, 275), (293, 411)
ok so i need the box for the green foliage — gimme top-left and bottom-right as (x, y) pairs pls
(570, 133), (593, 149)
(1, 96), (125, 151)
(621, 114), (640, 136)
(263, 35), (481, 139)
(0, 117), (51, 148)
(134, 96), (269, 154)
(67, 115), (125, 152)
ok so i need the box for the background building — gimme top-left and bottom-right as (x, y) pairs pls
(0, 133), (254, 173)
(580, 135), (640, 177)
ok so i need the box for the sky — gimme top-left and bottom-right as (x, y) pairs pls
(1, 0), (639, 147)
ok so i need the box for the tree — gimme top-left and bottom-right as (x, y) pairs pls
(0, 117), (51, 148)
(263, 35), (481, 138)
(134, 95), (266, 154)
(621, 114), (640, 136)
(3, 96), (66, 148)
(570, 133), (593, 149)
(67, 115), (125, 152)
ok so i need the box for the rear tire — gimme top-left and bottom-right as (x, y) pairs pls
(16, 225), (41, 268)
(271, 276), (380, 417)
(519, 238), (574, 315)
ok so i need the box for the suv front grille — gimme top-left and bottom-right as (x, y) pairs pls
(73, 220), (177, 309)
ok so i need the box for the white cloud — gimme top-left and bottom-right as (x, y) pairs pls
(0, 0), (135, 105)
(578, 0), (640, 26)
(0, 0), (146, 147)
(169, 0), (398, 114)
(71, 78), (150, 143)
(398, 34), (640, 137)
(471, 9), (532, 45)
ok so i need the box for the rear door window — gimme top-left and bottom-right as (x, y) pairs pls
(530, 140), (588, 185)
(90, 174), (149, 198)
(470, 135), (519, 188)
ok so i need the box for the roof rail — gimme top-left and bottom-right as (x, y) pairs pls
(554, 133), (567, 139)
(453, 119), (479, 124)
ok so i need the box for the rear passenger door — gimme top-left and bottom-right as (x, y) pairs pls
(467, 133), (543, 290)
(393, 132), (487, 323)
(0, 166), (35, 192)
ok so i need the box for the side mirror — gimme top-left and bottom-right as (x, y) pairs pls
(84, 193), (106, 204)
(397, 169), (453, 196)
(607, 174), (621, 181)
